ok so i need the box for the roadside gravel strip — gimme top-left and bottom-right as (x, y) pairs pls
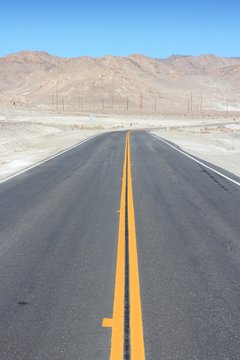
(0, 134), (102, 184)
(149, 131), (240, 187)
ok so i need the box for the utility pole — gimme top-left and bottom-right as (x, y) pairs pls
(56, 86), (59, 111)
(140, 94), (143, 110)
(190, 92), (193, 112)
(52, 95), (55, 106)
(126, 93), (129, 111)
(102, 98), (105, 111)
(187, 99), (190, 113)
(111, 92), (114, 110)
(62, 97), (64, 111)
(154, 95), (157, 112)
(200, 92), (203, 112)
(111, 67), (115, 111)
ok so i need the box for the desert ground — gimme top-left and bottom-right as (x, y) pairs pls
(0, 106), (239, 181)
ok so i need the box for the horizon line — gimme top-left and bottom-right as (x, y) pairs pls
(1, 49), (240, 60)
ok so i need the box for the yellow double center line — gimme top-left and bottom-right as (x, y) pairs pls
(103, 132), (145, 359)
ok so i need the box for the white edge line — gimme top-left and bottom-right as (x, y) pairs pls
(148, 131), (240, 187)
(0, 134), (101, 185)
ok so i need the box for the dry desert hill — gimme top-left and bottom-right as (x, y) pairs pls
(0, 51), (240, 115)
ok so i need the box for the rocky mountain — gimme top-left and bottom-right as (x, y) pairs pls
(0, 51), (239, 113)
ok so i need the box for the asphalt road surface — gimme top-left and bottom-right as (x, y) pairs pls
(0, 131), (240, 360)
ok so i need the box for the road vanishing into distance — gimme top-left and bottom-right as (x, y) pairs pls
(0, 131), (240, 360)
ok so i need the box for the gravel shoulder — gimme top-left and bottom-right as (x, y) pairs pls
(152, 122), (240, 178)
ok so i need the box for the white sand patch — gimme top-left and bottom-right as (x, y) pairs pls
(225, 123), (240, 130)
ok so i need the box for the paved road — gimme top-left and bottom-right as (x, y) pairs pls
(0, 131), (240, 359)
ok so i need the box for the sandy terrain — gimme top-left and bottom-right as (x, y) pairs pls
(0, 107), (239, 182)
(152, 121), (240, 177)
(0, 110), (105, 181)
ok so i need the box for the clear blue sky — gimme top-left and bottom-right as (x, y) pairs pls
(1, 0), (239, 58)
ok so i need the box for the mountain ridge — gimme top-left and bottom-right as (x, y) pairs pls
(0, 51), (239, 113)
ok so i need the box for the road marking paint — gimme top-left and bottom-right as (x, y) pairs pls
(104, 133), (145, 359)
(102, 318), (113, 328)
(0, 134), (101, 185)
(127, 133), (145, 359)
(108, 138), (128, 359)
(149, 132), (240, 187)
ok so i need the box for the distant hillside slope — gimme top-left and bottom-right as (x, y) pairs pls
(0, 51), (239, 114)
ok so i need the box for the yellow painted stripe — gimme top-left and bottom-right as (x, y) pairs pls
(104, 132), (145, 359)
(102, 318), (113, 328)
(127, 133), (145, 359)
(108, 137), (128, 359)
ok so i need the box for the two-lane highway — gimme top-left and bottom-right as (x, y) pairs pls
(0, 131), (240, 359)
